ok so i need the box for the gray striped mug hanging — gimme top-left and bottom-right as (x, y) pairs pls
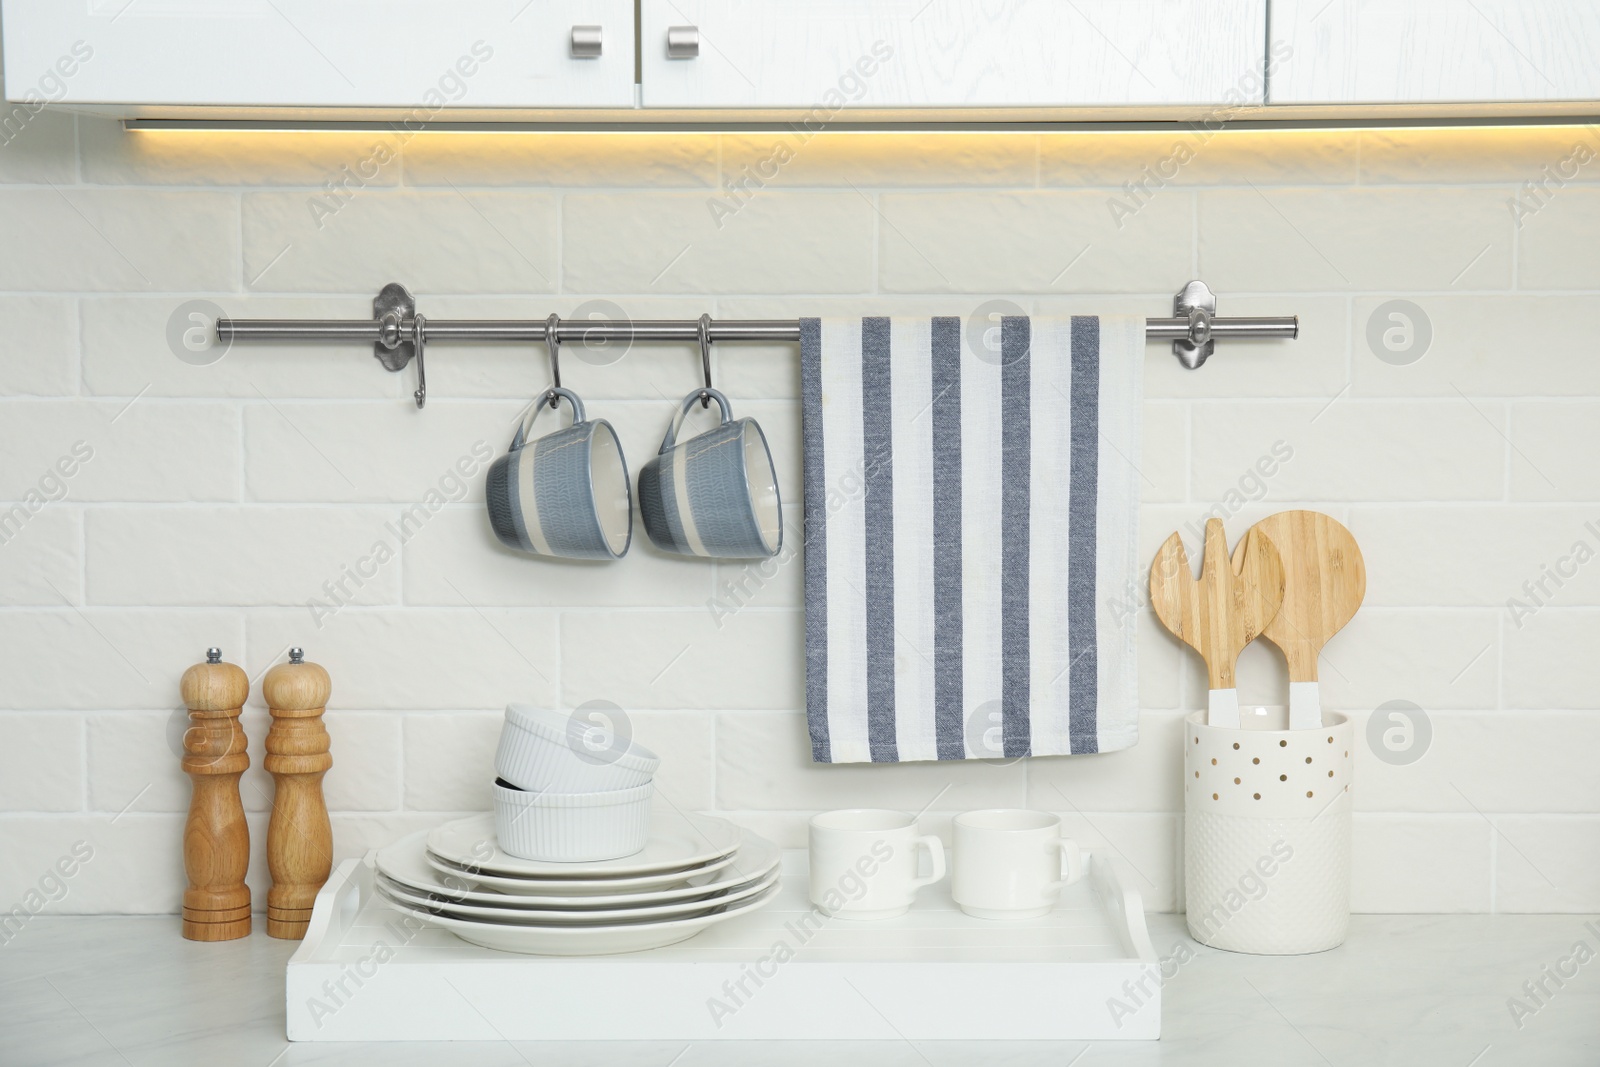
(638, 388), (782, 559)
(485, 387), (632, 560)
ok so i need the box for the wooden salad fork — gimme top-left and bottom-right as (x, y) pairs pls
(1149, 518), (1285, 728)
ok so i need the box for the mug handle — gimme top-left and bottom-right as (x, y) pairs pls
(657, 387), (734, 455)
(908, 834), (947, 891)
(511, 387), (585, 450)
(1046, 838), (1085, 891)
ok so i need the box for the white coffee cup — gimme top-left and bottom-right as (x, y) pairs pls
(952, 809), (1084, 920)
(808, 809), (946, 920)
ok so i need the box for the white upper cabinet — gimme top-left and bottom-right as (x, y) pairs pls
(639, 0), (1267, 109)
(1271, 0), (1600, 104)
(0, 0), (636, 110)
(12, 0), (1590, 119)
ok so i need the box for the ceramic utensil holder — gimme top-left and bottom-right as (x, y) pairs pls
(1183, 707), (1352, 955)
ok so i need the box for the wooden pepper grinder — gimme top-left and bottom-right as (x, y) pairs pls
(263, 648), (333, 940)
(180, 647), (252, 941)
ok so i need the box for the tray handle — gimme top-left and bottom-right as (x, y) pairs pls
(1088, 850), (1158, 964)
(289, 857), (370, 963)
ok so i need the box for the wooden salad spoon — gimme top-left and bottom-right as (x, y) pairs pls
(1231, 510), (1366, 730)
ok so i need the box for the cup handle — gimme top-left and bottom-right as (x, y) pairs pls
(512, 386), (583, 450)
(1049, 838), (1085, 889)
(658, 387), (734, 454)
(908, 834), (946, 891)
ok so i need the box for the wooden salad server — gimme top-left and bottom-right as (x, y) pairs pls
(1231, 510), (1366, 730)
(1150, 518), (1285, 729)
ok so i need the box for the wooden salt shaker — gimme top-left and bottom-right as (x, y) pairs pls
(262, 648), (333, 940)
(180, 648), (252, 941)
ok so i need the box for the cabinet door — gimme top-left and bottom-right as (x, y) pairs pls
(1271, 0), (1600, 104)
(1, 0), (635, 109)
(640, 0), (1267, 109)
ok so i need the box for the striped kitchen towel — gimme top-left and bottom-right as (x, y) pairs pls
(801, 316), (1142, 764)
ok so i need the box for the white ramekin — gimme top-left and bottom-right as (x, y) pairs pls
(492, 779), (654, 862)
(494, 703), (660, 794)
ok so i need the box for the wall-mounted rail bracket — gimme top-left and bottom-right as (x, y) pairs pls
(1172, 279), (1217, 369)
(372, 282), (427, 406)
(372, 282), (416, 372)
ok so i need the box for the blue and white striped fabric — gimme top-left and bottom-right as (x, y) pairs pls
(801, 316), (1142, 764)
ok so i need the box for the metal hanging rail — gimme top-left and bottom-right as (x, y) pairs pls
(215, 280), (1298, 408)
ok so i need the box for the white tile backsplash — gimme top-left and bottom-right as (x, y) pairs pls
(1198, 187), (1513, 292)
(401, 711), (503, 812)
(403, 508), (714, 608)
(244, 609), (559, 710)
(0, 110), (75, 183)
(1026, 711), (1187, 813)
(403, 133), (719, 188)
(1503, 610), (1600, 709)
(0, 610), (244, 710)
(878, 190), (1192, 294)
(0, 296), (76, 396)
(86, 506), (402, 607)
(0, 188), (239, 291)
(1351, 815), (1492, 913)
(1357, 126), (1600, 185)
(1350, 710), (1600, 815)
(86, 712), (199, 815)
(1316, 609), (1500, 711)
(1351, 294), (1600, 398)
(320, 712), (403, 813)
(561, 611), (804, 710)
(0, 400), (240, 502)
(241, 190), (559, 294)
(564, 191), (877, 294)
(1043, 129), (1361, 187)
(242, 400), (514, 503)
(1518, 187), (1600, 290)
(1492, 816), (1600, 912)
(0, 123), (1593, 914)
(1351, 506), (1600, 608)
(0, 814), (190, 914)
(1190, 400), (1507, 503)
(1509, 402), (1600, 501)
(0, 715), (83, 812)
(0, 507), (81, 605)
(626, 712), (718, 812)
(729, 132), (1040, 187)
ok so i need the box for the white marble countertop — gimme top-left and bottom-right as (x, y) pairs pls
(2, 913), (1596, 1066)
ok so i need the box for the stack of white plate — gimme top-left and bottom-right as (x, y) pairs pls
(374, 812), (782, 955)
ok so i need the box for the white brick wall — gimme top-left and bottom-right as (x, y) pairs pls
(0, 117), (1595, 917)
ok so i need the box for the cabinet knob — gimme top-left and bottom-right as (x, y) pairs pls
(570, 25), (603, 59)
(667, 26), (699, 59)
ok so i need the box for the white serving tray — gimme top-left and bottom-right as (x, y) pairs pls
(287, 848), (1160, 1041)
